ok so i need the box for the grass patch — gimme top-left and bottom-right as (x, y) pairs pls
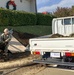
(0, 26), (52, 36)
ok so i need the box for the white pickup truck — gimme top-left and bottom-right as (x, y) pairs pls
(29, 16), (74, 66)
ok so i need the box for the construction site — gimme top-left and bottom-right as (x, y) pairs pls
(0, 30), (74, 75)
(0, 0), (74, 75)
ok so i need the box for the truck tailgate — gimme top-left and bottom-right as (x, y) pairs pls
(30, 38), (74, 52)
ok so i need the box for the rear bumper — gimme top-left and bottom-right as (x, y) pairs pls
(33, 58), (74, 66)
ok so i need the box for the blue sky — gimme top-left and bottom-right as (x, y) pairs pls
(37, 0), (74, 12)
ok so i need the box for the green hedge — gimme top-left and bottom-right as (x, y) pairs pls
(0, 8), (37, 26)
(36, 13), (54, 26)
(0, 8), (55, 26)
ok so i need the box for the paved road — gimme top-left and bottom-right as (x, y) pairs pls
(36, 67), (74, 75)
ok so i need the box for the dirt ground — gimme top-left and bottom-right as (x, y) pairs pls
(0, 64), (45, 75)
(0, 51), (43, 75)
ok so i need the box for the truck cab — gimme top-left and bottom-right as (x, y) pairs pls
(52, 16), (74, 36)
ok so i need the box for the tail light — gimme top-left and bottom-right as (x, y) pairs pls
(65, 52), (74, 57)
(71, 53), (74, 56)
(65, 52), (71, 57)
(33, 51), (40, 55)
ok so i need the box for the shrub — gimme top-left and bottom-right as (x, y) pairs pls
(0, 8), (37, 26)
(36, 13), (55, 26)
(0, 8), (55, 26)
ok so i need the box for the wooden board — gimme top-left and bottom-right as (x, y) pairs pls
(8, 36), (26, 53)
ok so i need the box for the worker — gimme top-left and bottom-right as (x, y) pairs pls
(0, 28), (12, 60)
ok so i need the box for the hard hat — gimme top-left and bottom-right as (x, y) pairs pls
(4, 28), (9, 33)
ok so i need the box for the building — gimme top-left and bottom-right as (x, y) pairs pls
(0, 0), (37, 13)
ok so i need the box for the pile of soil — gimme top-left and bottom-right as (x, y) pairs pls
(13, 30), (39, 46)
(0, 53), (41, 69)
(49, 33), (74, 38)
(50, 34), (64, 38)
(69, 33), (74, 37)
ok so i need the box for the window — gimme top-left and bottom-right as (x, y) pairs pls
(64, 18), (71, 25)
(72, 18), (74, 24)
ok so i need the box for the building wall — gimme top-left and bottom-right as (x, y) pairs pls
(0, 0), (36, 13)
(30, 0), (36, 13)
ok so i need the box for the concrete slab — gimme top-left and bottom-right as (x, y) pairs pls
(8, 36), (26, 53)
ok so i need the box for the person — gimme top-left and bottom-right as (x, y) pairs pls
(0, 28), (12, 59)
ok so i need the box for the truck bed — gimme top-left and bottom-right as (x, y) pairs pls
(30, 37), (74, 53)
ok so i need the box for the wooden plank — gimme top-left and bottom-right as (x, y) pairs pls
(8, 36), (26, 53)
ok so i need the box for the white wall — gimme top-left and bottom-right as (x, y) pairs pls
(0, 0), (7, 8)
(0, 0), (36, 13)
(30, 0), (36, 13)
(15, 0), (30, 12)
